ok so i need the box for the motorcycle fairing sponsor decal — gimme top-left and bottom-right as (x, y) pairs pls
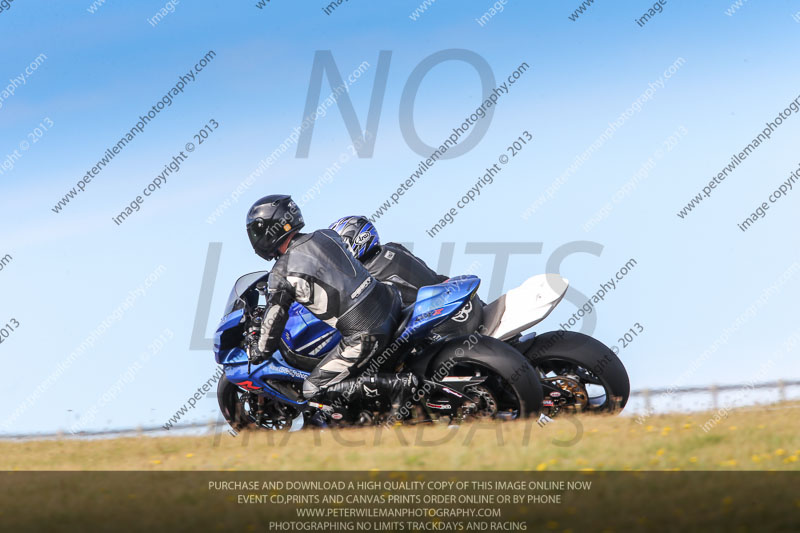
(417, 307), (445, 321)
(273, 366), (308, 379)
(452, 301), (473, 323)
(236, 380), (262, 391)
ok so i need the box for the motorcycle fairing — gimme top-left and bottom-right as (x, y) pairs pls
(283, 302), (342, 358)
(224, 351), (310, 405)
(214, 309), (245, 364)
(400, 275), (481, 340)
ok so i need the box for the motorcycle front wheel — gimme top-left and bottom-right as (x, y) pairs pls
(217, 374), (301, 431)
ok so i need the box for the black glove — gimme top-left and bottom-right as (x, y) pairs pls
(245, 326), (267, 365)
(248, 347), (268, 365)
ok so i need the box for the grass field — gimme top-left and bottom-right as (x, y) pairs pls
(1, 405), (798, 531)
(2, 402), (799, 471)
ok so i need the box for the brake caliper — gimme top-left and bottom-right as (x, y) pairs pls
(541, 375), (588, 413)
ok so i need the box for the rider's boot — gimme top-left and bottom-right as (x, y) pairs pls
(377, 373), (420, 422)
(318, 373), (419, 421)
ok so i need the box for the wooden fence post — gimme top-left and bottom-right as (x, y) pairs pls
(643, 389), (652, 414)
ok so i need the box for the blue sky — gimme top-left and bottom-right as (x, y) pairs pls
(1, 1), (799, 434)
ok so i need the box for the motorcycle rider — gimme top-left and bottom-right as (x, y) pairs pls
(246, 195), (418, 424)
(329, 216), (483, 335)
(329, 216), (447, 306)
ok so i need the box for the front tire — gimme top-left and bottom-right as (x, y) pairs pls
(217, 374), (253, 431)
(217, 373), (300, 431)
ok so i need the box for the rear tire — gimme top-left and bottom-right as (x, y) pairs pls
(524, 331), (630, 413)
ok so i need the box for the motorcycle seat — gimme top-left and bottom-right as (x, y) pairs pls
(481, 296), (506, 337)
(483, 274), (569, 341)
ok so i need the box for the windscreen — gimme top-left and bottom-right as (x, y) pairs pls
(222, 271), (269, 315)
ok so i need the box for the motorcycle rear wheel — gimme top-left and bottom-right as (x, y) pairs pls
(523, 331), (630, 414)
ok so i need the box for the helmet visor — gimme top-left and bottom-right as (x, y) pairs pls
(247, 218), (267, 241)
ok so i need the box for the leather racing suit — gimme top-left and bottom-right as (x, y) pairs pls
(258, 229), (401, 399)
(363, 242), (483, 337)
(363, 242), (448, 307)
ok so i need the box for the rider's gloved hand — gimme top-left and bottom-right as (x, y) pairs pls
(245, 326), (267, 365)
(248, 347), (268, 365)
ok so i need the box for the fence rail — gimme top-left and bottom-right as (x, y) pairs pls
(1, 379), (798, 441)
(632, 379), (800, 414)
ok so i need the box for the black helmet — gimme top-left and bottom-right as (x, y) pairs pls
(328, 216), (380, 260)
(246, 195), (305, 260)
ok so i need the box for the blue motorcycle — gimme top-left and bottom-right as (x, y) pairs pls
(215, 272), (629, 430)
